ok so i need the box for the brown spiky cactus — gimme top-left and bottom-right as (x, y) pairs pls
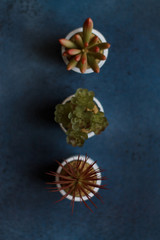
(46, 155), (107, 213)
(59, 18), (111, 73)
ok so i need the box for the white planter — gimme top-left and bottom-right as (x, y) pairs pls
(56, 155), (102, 202)
(61, 27), (109, 74)
(60, 94), (104, 138)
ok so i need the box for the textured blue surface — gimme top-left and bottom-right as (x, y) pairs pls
(0, 0), (160, 239)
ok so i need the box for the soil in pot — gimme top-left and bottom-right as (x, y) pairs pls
(59, 160), (97, 197)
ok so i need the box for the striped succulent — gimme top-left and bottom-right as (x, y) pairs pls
(46, 155), (107, 213)
(59, 18), (111, 73)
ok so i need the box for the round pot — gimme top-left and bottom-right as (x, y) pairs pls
(56, 155), (102, 202)
(59, 94), (104, 138)
(61, 27), (109, 74)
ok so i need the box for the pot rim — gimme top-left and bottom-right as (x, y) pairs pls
(59, 94), (104, 138)
(56, 155), (102, 202)
(61, 27), (109, 74)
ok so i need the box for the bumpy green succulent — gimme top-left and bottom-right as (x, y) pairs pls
(91, 112), (108, 135)
(54, 88), (109, 147)
(66, 130), (88, 147)
(71, 88), (95, 109)
(59, 18), (111, 73)
(54, 102), (72, 129)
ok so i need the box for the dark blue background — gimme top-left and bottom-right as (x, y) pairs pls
(0, 0), (160, 239)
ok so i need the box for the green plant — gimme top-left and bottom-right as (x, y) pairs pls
(54, 88), (109, 147)
(46, 155), (107, 213)
(59, 18), (111, 73)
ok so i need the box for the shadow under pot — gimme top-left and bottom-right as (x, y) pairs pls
(54, 88), (109, 147)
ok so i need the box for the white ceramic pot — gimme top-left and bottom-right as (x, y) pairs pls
(59, 94), (104, 138)
(61, 27), (109, 74)
(56, 155), (102, 202)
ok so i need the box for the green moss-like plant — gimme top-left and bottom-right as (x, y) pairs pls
(59, 18), (111, 73)
(54, 88), (109, 147)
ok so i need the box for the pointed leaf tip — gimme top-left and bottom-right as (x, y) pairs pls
(81, 68), (85, 74)
(95, 47), (100, 52)
(80, 63), (87, 73)
(85, 18), (93, 27)
(75, 34), (79, 40)
(63, 51), (68, 56)
(107, 43), (111, 48)
(95, 67), (100, 73)
(102, 55), (106, 60)
(67, 66), (71, 71)
(90, 46), (100, 52)
(67, 58), (78, 71)
(75, 54), (81, 62)
(88, 55), (100, 73)
(89, 36), (99, 47)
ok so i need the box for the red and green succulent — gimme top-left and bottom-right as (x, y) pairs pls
(59, 18), (111, 73)
(46, 155), (107, 213)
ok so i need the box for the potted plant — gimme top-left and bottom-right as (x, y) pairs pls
(46, 155), (107, 213)
(54, 88), (109, 147)
(59, 18), (111, 74)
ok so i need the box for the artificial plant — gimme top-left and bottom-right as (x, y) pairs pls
(59, 18), (111, 73)
(54, 88), (109, 147)
(46, 155), (107, 213)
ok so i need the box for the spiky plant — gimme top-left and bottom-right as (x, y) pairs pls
(46, 155), (107, 213)
(59, 18), (111, 73)
(54, 88), (109, 147)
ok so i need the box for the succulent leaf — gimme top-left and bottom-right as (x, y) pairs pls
(88, 42), (111, 50)
(91, 112), (109, 134)
(81, 52), (87, 64)
(66, 130), (88, 147)
(80, 61), (87, 73)
(88, 52), (106, 60)
(54, 102), (72, 129)
(67, 58), (78, 70)
(74, 53), (82, 62)
(67, 49), (81, 55)
(87, 55), (100, 73)
(89, 36), (99, 47)
(71, 88), (95, 109)
(89, 46), (100, 52)
(83, 18), (93, 45)
(74, 34), (84, 48)
(59, 39), (77, 48)
(71, 107), (92, 131)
